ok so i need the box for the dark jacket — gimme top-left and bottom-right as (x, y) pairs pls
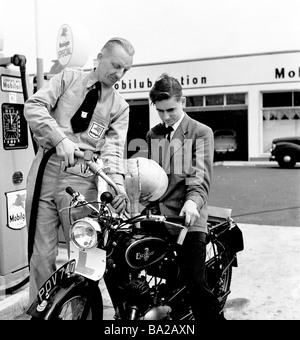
(146, 114), (214, 232)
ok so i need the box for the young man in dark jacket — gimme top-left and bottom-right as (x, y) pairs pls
(141, 73), (225, 321)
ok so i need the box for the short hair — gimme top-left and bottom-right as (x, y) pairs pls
(149, 73), (182, 104)
(102, 37), (135, 56)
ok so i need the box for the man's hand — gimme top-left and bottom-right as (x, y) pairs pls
(56, 138), (79, 168)
(179, 200), (200, 227)
(139, 192), (153, 207)
(111, 184), (130, 215)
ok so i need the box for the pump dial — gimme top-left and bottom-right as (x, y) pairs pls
(2, 103), (28, 149)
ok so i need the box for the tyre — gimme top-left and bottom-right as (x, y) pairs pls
(277, 152), (296, 168)
(47, 284), (103, 320)
(205, 238), (232, 309)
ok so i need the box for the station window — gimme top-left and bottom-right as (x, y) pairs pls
(263, 91), (300, 153)
(186, 96), (203, 107)
(263, 92), (293, 107)
(186, 93), (246, 108)
(206, 94), (224, 106)
(226, 93), (246, 105)
(262, 91), (300, 120)
(294, 92), (300, 106)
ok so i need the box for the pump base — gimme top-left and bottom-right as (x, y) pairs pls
(0, 267), (29, 293)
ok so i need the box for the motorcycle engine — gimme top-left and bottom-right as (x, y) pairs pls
(123, 276), (172, 320)
(125, 277), (151, 306)
(110, 224), (180, 320)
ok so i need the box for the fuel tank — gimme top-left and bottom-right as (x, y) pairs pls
(125, 236), (167, 270)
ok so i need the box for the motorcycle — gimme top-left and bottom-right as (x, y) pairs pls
(27, 152), (244, 320)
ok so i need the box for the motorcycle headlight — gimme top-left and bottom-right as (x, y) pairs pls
(69, 217), (101, 250)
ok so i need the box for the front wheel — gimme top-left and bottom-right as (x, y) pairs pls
(48, 283), (103, 320)
(277, 152), (296, 168)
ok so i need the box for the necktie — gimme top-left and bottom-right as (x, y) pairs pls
(71, 82), (101, 133)
(164, 125), (174, 141)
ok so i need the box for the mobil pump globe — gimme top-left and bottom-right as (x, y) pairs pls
(126, 157), (168, 201)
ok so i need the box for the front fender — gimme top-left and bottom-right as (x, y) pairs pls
(27, 274), (88, 320)
(275, 142), (300, 154)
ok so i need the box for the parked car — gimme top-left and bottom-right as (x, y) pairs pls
(270, 136), (300, 168)
(214, 129), (237, 153)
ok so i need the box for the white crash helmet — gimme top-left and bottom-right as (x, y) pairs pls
(126, 157), (168, 201)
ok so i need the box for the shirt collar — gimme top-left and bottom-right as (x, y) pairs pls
(86, 68), (99, 89)
(165, 113), (185, 132)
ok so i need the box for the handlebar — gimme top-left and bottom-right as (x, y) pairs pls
(66, 186), (78, 197)
(122, 213), (186, 228)
(65, 185), (187, 244)
(64, 187), (185, 227)
(65, 186), (100, 214)
(165, 215), (186, 224)
(122, 213), (187, 245)
(72, 150), (185, 230)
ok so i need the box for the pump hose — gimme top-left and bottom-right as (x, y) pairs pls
(27, 147), (56, 265)
(17, 55), (50, 264)
(19, 63), (38, 154)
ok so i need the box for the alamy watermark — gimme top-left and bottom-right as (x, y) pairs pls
(100, 137), (210, 185)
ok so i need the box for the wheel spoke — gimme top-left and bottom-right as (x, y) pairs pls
(58, 296), (88, 320)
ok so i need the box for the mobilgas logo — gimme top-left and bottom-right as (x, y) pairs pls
(56, 24), (73, 66)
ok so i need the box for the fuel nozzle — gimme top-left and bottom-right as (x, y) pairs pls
(11, 54), (27, 69)
(0, 54), (26, 68)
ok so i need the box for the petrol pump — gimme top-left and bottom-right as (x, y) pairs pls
(0, 53), (35, 291)
(0, 21), (91, 290)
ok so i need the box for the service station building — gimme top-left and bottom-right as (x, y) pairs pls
(115, 50), (300, 161)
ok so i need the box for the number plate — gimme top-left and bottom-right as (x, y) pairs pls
(37, 259), (76, 304)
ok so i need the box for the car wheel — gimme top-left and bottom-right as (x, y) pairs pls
(277, 152), (296, 168)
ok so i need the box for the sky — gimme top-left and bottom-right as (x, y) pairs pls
(0, 0), (299, 75)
